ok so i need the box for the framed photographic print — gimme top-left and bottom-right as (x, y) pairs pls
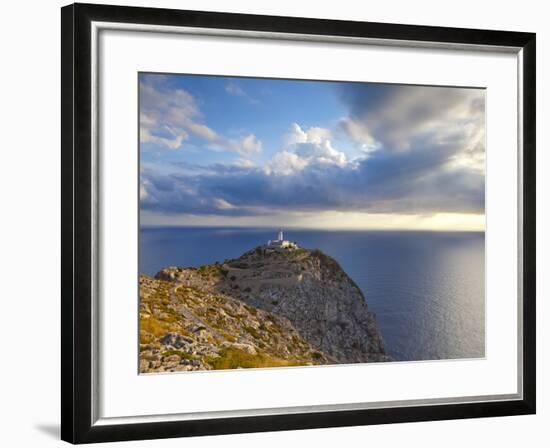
(61, 2), (536, 444)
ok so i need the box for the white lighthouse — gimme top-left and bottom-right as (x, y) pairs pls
(267, 229), (297, 250)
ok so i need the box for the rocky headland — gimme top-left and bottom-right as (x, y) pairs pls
(140, 243), (390, 373)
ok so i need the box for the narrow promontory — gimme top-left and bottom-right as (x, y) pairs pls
(140, 243), (390, 373)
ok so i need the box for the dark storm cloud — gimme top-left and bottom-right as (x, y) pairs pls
(140, 140), (484, 216)
(337, 83), (485, 153)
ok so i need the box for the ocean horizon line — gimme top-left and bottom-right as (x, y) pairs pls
(140, 225), (485, 234)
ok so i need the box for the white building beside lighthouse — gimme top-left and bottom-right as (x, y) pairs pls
(267, 229), (297, 250)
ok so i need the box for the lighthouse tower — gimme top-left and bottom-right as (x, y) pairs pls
(266, 229), (297, 250)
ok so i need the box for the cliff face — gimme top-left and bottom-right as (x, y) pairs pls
(220, 246), (389, 363)
(145, 245), (390, 372)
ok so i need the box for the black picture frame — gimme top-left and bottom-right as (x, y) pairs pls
(61, 2), (536, 444)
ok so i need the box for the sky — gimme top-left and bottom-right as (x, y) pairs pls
(139, 73), (485, 231)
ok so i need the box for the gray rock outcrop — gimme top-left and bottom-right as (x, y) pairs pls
(154, 244), (391, 366)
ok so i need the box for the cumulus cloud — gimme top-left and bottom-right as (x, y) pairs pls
(239, 134), (262, 154)
(140, 82), (485, 220)
(207, 133), (262, 156)
(139, 79), (199, 150)
(283, 123), (331, 146)
(267, 151), (309, 176)
(267, 124), (347, 175)
(140, 75), (262, 154)
(140, 142), (483, 218)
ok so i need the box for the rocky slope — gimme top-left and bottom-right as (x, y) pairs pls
(139, 273), (332, 373)
(141, 244), (390, 372)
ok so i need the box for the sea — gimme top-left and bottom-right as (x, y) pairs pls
(139, 227), (485, 362)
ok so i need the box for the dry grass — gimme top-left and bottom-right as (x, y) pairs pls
(206, 347), (304, 370)
(140, 316), (173, 338)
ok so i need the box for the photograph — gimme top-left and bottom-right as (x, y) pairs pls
(138, 73), (486, 373)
